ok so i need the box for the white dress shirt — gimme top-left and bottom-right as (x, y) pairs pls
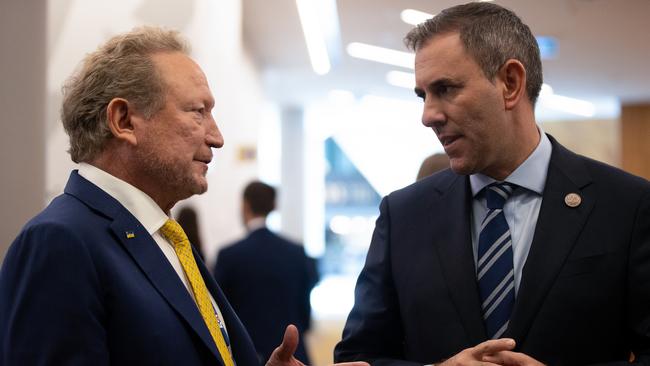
(77, 163), (227, 330)
(469, 129), (552, 294)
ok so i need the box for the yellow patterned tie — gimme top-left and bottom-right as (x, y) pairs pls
(160, 219), (234, 366)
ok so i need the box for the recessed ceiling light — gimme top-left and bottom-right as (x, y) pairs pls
(539, 94), (595, 117)
(400, 9), (434, 25)
(296, 0), (340, 75)
(401, 1), (495, 26)
(386, 71), (415, 89)
(539, 84), (596, 117)
(347, 42), (414, 69)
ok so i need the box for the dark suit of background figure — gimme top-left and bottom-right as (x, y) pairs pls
(215, 227), (318, 365)
(0, 171), (259, 366)
(334, 137), (650, 365)
(214, 180), (318, 365)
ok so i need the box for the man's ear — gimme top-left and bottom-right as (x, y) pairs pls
(499, 59), (527, 110)
(106, 98), (139, 145)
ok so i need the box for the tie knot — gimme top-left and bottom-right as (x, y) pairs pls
(159, 219), (189, 247)
(485, 183), (515, 209)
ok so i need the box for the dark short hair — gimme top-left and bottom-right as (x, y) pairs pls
(243, 181), (276, 216)
(404, 2), (542, 105)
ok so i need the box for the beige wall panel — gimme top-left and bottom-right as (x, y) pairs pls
(541, 119), (620, 167)
(621, 104), (650, 180)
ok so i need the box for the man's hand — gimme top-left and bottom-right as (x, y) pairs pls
(481, 350), (545, 366)
(266, 324), (369, 366)
(437, 338), (516, 365)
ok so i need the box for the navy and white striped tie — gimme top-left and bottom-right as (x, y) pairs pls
(477, 182), (516, 339)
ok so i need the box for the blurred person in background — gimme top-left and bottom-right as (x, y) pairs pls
(416, 153), (450, 181)
(215, 181), (319, 365)
(177, 206), (206, 259)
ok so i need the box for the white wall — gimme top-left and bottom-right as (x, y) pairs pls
(174, 0), (269, 267)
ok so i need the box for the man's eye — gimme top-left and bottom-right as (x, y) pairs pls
(435, 85), (450, 95)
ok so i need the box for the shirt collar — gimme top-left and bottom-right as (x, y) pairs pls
(246, 217), (267, 232)
(78, 163), (169, 234)
(470, 127), (552, 197)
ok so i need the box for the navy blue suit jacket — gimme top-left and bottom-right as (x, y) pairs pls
(0, 171), (259, 366)
(214, 228), (318, 365)
(335, 136), (650, 365)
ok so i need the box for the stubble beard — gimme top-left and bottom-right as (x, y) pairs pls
(136, 148), (206, 204)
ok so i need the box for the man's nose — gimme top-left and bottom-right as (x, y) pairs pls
(205, 115), (224, 148)
(421, 100), (446, 129)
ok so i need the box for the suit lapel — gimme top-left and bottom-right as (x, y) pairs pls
(505, 138), (595, 343)
(430, 173), (487, 344)
(65, 171), (222, 363)
(110, 217), (223, 363)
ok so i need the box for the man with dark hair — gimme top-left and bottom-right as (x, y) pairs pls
(243, 181), (277, 217)
(215, 181), (319, 366)
(335, 2), (650, 365)
(0, 27), (366, 366)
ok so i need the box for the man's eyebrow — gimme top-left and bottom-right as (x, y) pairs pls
(429, 77), (456, 88)
(414, 77), (458, 96)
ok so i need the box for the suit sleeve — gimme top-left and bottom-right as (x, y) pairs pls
(625, 189), (650, 365)
(334, 197), (421, 366)
(0, 222), (109, 366)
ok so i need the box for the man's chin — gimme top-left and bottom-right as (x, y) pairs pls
(196, 184), (208, 195)
(449, 159), (475, 176)
(176, 179), (208, 200)
(193, 178), (209, 195)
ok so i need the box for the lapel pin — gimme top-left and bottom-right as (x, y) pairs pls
(564, 193), (582, 208)
(125, 231), (136, 239)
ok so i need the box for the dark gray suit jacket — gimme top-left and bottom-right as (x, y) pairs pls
(335, 136), (650, 365)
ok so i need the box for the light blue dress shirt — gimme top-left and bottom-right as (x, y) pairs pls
(469, 130), (552, 294)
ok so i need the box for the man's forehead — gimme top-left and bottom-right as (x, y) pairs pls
(152, 52), (209, 86)
(152, 52), (199, 73)
(415, 32), (464, 58)
(414, 33), (477, 73)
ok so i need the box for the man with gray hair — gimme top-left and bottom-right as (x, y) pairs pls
(0, 26), (367, 366)
(335, 2), (650, 365)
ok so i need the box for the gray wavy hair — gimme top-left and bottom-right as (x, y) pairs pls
(61, 26), (190, 163)
(404, 2), (543, 106)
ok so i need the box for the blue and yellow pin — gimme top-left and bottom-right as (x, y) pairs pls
(125, 231), (136, 239)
